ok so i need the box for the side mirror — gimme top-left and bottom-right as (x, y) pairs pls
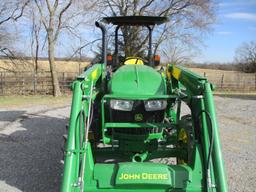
(154, 55), (160, 66)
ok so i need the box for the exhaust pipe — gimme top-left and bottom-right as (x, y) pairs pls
(95, 21), (107, 65)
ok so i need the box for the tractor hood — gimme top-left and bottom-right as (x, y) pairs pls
(109, 65), (165, 96)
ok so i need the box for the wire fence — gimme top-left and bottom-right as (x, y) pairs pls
(0, 71), (78, 95)
(0, 70), (255, 96)
(198, 71), (256, 91)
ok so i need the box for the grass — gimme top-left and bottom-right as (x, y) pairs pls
(0, 95), (72, 108)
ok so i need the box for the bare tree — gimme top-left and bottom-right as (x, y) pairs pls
(0, 0), (29, 52)
(162, 46), (193, 65)
(32, 0), (98, 96)
(96, 0), (215, 62)
(28, 7), (42, 74)
(235, 41), (256, 73)
(34, 0), (74, 97)
(0, 0), (31, 72)
(0, 0), (29, 25)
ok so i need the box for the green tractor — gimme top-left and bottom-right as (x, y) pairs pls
(61, 16), (228, 192)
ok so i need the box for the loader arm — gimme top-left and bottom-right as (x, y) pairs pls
(61, 64), (105, 192)
(168, 64), (228, 192)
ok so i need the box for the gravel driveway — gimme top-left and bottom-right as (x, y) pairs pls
(0, 96), (255, 192)
(0, 105), (70, 192)
(216, 96), (256, 192)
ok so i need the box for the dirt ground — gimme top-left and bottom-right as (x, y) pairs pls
(0, 96), (255, 192)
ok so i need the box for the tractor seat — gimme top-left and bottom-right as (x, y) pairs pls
(124, 57), (144, 65)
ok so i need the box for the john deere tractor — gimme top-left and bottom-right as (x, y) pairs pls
(61, 16), (228, 192)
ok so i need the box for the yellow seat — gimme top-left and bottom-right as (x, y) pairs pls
(124, 57), (144, 65)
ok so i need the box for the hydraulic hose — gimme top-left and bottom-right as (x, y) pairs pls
(80, 83), (94, 192)
(197, 110), (214, 190)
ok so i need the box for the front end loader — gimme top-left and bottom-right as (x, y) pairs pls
(61, 16), (228, 192)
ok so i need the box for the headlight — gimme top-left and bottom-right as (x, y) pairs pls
(110, 99), (134, 111)
(144, 100), (167, 111)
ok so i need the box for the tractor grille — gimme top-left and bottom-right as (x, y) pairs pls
(111, 101), (164, 135)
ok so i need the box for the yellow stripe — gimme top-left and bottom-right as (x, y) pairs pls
(166, 64), (171, 80)
(172, 66), (181, 80)
(91, 69), (98, 80)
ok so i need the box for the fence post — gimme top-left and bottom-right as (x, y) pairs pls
(33, 72), (37, 95)
(3, 72), (5, 95)
(0, 72), (3, 95)
(22, 77), (25, 95)
(255, 73), (256, 90)
(237, 72), (240, 89)
(62, 72), (66, 94)
(221, 74), (224, 89)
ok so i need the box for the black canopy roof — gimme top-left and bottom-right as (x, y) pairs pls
(103, 16), (168, 26)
